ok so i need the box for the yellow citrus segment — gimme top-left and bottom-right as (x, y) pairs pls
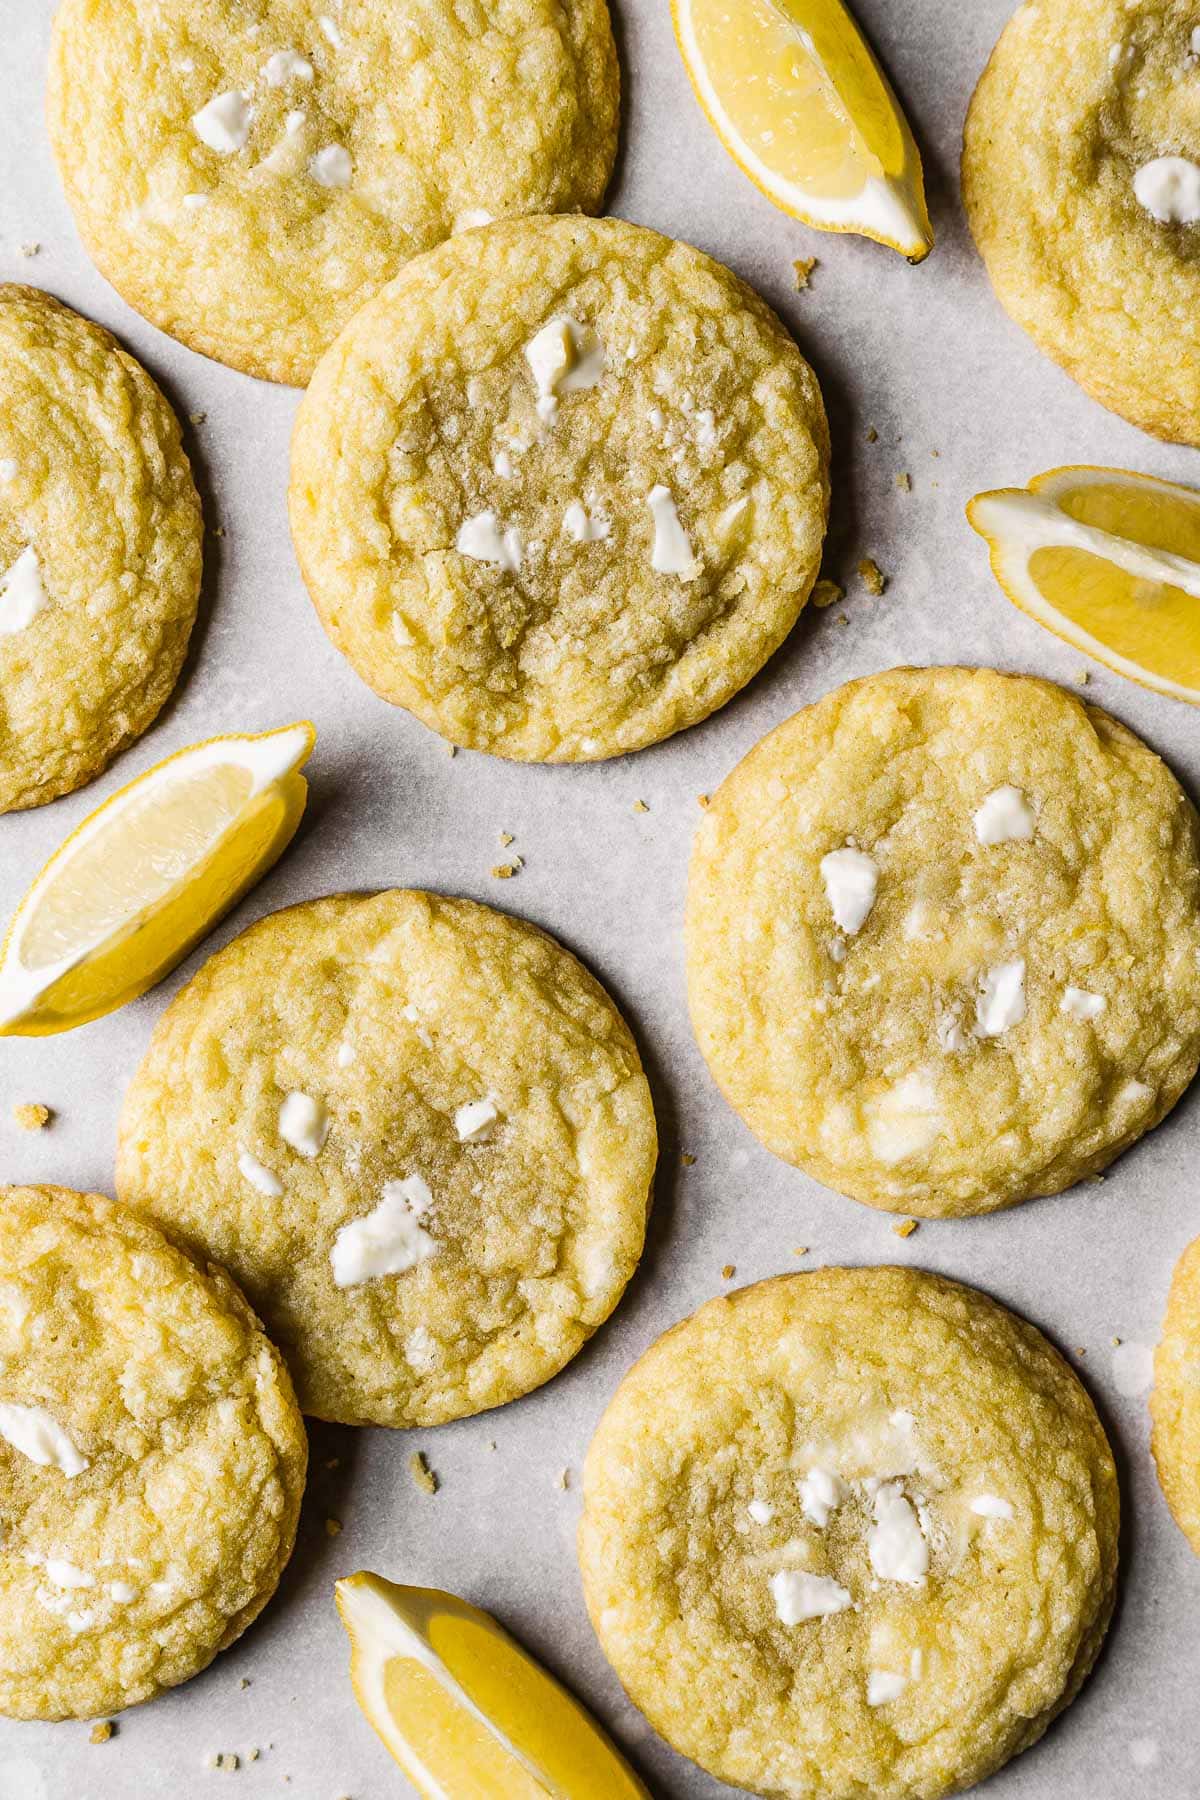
(0, 723), (314, 1036)
(968, 466), (1200, 708)
(336, 1573), (651, 1800)
(672, 0), (932, 258)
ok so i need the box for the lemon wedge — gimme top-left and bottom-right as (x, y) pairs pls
(672, 0), (932, 260)
(968, 466), (1200, 706)
(335, 1573), (650, 1800)
(0, 722), (314, 1036)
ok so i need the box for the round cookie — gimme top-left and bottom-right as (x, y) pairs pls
(289, 215), (829, 760)
(579, 1267), (1119, 1800)
(0, 1185), (306, 1721)
(0, 286), (202, 812)
(47, 0), (620, 386)
(964, 0), (1200, 445)
(1151, 1234), (1200, 1556)
(117, 890), (657, 1427)
(686, 666), (1200, 1217)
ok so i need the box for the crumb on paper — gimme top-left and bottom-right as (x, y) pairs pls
(89, 1721), (114, 1745)
(205, 1750), (239, 1771)
(324, 1457), (340, 1471)
(793, 1246), (809, 1257)
(324, 1517), (342, 1537)
(409, 1450), (438, 1495)
(446, 742), (457, 757)
(633, 798), (649, 814)
(895, 472), (911, 492)
(189, 411), (207, 426)
(246, 1748), (260, 1763)
(238, 1678), (250, 1690)
(499, 831), (514, 847)
(721, 1263), (736, 1281)
(19, 242), (40, 258)
(1076, 669), (1090, 685)
(892, 1219), (918, 1239)
(835, 613), (849, 627)
(488, 1440), (497, 1452)
(681, 1152), (696, 1167)
(697, 793), (711, 809)
(866, 426), (878, 443)
(491, 862), (519, 880)
(792, 255), (817, 290)
(13, 1102), (51, 1131)
(554, 1467), (570, 1490)
(858, 557), (887, 596)
(1112, 1335), (1122, 1347)
(211, 524), (225, 538)
(811, 578), (844, 610)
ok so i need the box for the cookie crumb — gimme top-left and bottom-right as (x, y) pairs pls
(895, 472), (911, 492)
(491, 862), (519, 880)
(324, 1516), (342, 1537)
(189, 410), (207, 425)
(858, 557), (887, 596)
(211, 524), (225, 538)
(891, 1219), (918, 1239)
(19, 242), (40, 258)
(239, 1678), (251, 1690)
(89, 1721), (114, 1744)
(554, 1466), (570, 1490)
(498, 831), (514, 847)
(1076, 669), (1090, 685)
(13, 1102), (51, 1131)
(1111, 1335), (1122, 1347)
(681, 1152), (696, 1167)
(247, 1748), (260, 1762)
(811, 578), (844, 609)
(205, 1750), (239, 1771)
(721, 1263), (736, 1280)
(697, 793), (711, 809)
(866, 426), (879, 443)
(409, 1450), (439, 1495)
(793, 1246), (809, 1257)
(446, 742), (457, 757)
(792, 255), (818, 290)
(632, 798), (649, 814)
(324, 1457), (340, 1471)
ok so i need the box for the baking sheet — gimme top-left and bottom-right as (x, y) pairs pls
(2, 0), (1198, 1794)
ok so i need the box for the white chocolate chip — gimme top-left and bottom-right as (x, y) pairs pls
(969, 1493), (1014, 1520)
(336, 1041), (356, 1068)
(0, 1403), (88, 1477)
(867, 1670), (908, 1707)
(866, 1073), (942, 1165)
(769, 1569), (852, 1625)
(563, 500), (611, 543)
(278, 1091), (329, 1158)
(310, 144), (352, 188)
(454, 1096), (500, 1143)
(1061, 986), (1106, 1021)
(182, 192), (209, 209)
(264, 49), (313, 85)
(1134, 156), (1200, 224)
(454, 207), (495, 233)
(318, 14), (343, 47)
(646, 485), (700, 579)
(524, 317), (605, 426)
(976, 959), (1026, 1037)
(456, 510), (523, 573)
(237, 1149), (284, 1198)
(0, 459), (16, 483)
(0, 545), (48, 634)
(192, 90), (253, 154)
(330, 1176), (437, 1287)
(109, 1580), (139, 1604)
(820, 848), (878, 935)
(493, 449), (514, 479)
(973, 785), (1035, 845)
(747, 1499), (775, 1525)
(798, 1467), (847, 1529)
(44, 1559), (93, 1589)
(867, 1482), (928, 1586)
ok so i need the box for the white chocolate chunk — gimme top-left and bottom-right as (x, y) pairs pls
(454, 207), (495, 232)
(331, 1175), (437, 1287)
(524, 317), (605, 424)
(563, 500), (611, 543)
(182, 193), (209, 209)
(798, 1466), (847, 1529)
(0, 458), (17, 483)
(969, 1493), (1014, 1520)
(336, 1040), (356, 1068)
(264, 49), (313, 85)
(192, 90), (252, 153)
(405, 1325), (438, 1370)
(456, 511), (523, 574)
(0, 1403), (88, 1477)
(820, 848), (878, 935)
(278, 1090), (329, 1158)
(1134, 156), (1200, 224)
(973, 785), (1035, 845)
(747, 1499), (775, 1525)
(976, 959), (1026, 1037)
(310, 144), (352, 188)
(1061, 986), (1106, 1021)
(109, 1580), (139, 1604)
(770, 1568), (852, 1625)
(867, 1482), (928, 1586)
(44, 1559), (93, 1589)
(866, 1073), (942, 1165)
(318, 14), (343, 47)
(0, 545), (48, 634)
(237, 1149), (283, 1197)
(493, 449), (514, 479)
(454, 1096), (499, 1143)
(647, 485), (700, 579)
(867, 1670), (908, 1707)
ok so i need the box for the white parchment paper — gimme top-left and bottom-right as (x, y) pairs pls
(1, 1), (1197, 1794)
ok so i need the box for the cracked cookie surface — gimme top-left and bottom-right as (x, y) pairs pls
(686, 666), (1200, 1216)
(48, 0), (619, 385)
(579, 1267), (1119, 1800)
(964, 0), (1200, 444)
(0, 1185), (306, 1721)
(117, 891), (656, 1427)
(0, 286), (202, 812)
(1152, 1234), (1200, 1556)
(289, 215), (829, 759)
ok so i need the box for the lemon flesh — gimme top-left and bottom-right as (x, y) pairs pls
(0, 723), (314, 1035)
(336, 1573), (649, 1800)
(968, 467), (1200, 707)
(674, 0), (932, 257)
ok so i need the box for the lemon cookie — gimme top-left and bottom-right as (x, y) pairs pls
(964, 0), (1200, 444)
(289, 215), (829, 760)
(686, 666), (1200, 1216)
(0, 287), (202, 812)
(0, 1185), (306, 1721)
(117, 890), (656, 1427)
(579, 1267), (1119, 1800)
(1151, 1234), (1200, 1555)
(48, 0), (619, 386)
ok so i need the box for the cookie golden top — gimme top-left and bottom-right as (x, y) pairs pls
(289, 215), (829, 760)
(964, 0), (1200, 443)
(1152, 1234), (1200, 1556)
(47, 0), (619, 384)
(0, 286), (202, 812)
(117, 891), (656, 1427)
(579, 1267), (1118, 1800)
(686, 667), (1200, 1216)
(0, 1185), (306, 1720)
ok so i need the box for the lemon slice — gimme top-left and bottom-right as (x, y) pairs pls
(335, 1573), (650, 1800)
(672, 0), (933, 259)
(0, 723), (314, 1036)
(968, 466), (1200, 706)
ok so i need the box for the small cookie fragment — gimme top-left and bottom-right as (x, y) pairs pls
(792, 256), (818, 290)
(811, 578), (844, 610)
(491, 862), (520, 880)
(13, 1102), (51, 1131)
(409, 1451), (439, 1495)
(89, 1721), (114, 1744)
(891, 1219), (918, 1239)
(858, 557), (887, 596)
